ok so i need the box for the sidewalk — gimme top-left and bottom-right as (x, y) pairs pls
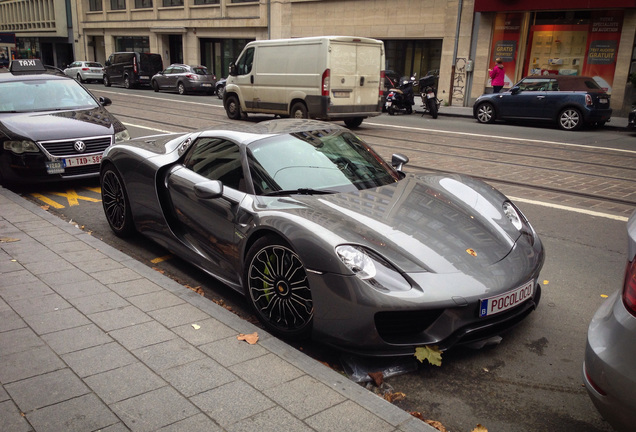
(0, 186), (435, 432)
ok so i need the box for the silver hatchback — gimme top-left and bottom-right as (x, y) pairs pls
(583, 209), (636, 432)
(151, 64), (216, 95)
(63, 61), (104, 84)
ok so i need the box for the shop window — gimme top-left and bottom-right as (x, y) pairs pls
(231, 0), (257, 3)
(194, 0), (219, 3)
(134, 0), (152, 8)
(162, 0), (183, 5)
(89, 0), (103, 11)
(110, 0), (125, 10)
(115, 36), (150, 53)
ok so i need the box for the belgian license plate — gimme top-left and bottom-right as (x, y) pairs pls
(385, 101), (392, 107)
(202, 83), (211, 87)
(599, 98), (608, 103)
(64, 154), (102, 168)
(45, 161), (64, 174)
(140, 75), (149, 80)
(333, 91), (350, 98)
(479, 280), (534, 318)
(426, 92), (435, 99)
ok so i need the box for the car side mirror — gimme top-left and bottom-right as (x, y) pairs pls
(99, 96), (112, 107)
(511, 86), (520, 95)
(229, 63), (237, 77)
(391, 153), (409, 172)
(194, 180), (223, 199)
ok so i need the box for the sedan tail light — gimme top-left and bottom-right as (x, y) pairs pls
(379, 70), (385, 97)
(622, 258), (636, 317)
(81, 67), (90, 71)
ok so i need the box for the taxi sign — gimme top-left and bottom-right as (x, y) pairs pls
(9, 59), (47, 75)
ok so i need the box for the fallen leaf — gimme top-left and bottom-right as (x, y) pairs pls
(40, 205), (50, 211)
(237, 332), (259, 344)
(471, 425), (488, 432)
(384, 391), (406, 403)
(425, 420), (448, 432)
(192, 324), (201, 330)
(543, 280), (549, 285)
(186, 285), (205, 296)
(0, 237), (20, 243)
(414, 345), (443, 366)
(368, 371), (383, 386)
(601, 294), (608, 298)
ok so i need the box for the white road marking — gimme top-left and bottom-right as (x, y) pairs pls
(510, 196), (629, 222)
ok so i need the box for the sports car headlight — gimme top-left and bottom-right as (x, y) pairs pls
(115, 129), (131, 142)
(3, 140), (40, 154)
(336, 245), (411, 292)
(503, 201), (536, 245)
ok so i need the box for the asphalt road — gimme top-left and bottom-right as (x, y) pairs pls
(12, 84), (635, 432)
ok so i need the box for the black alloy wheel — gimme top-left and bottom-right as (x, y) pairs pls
(245, 236), (314, 340)
(100, 165), (135, 237)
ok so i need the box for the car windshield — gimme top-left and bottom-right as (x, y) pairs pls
(247, 129), (400, 195)
(0, 79), (99, 113)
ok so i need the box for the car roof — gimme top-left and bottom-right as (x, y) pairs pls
(0, 59), (67, 81)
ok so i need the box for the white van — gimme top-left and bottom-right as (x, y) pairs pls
(223, 36), (385, 128)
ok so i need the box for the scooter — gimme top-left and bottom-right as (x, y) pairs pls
(419, 73), (440, 119)
(385, 75), (416, 115)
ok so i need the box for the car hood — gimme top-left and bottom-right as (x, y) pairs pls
(0, 107), (116, 141)
(264, 173), (524, 275)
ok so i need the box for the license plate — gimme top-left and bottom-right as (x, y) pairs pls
(385, 101), (392, 107)
(202, 83), (211, 87)
(45, 161), (64, 174)
(140, 75), (149, 80)
(479, 280), (534, 317)
(64, 154), (102, 168)
(599, 98), (608, 103)
(426, 92), (435, 99)
(333, 91), (350, 98)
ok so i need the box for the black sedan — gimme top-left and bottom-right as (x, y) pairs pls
(473, 75), (612, 131)
(151, 64), (216, 95)
(0, 59), (129, 186)
(100, 119), (544, 356)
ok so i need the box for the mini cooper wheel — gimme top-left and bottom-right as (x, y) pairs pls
(101, 164), (135, 237)
(245, 236), (313, 340)
(476, 102), (495, 123)
(558, 107), (582, 131)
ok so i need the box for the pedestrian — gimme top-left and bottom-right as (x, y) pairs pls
(489, 58), (505, 93)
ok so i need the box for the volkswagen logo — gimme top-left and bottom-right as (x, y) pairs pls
(73, 141), (86, 153)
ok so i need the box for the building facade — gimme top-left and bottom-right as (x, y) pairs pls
(2, 0), (636, 113)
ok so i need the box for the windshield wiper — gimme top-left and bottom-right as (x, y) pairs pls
(263, 188), (337, 197)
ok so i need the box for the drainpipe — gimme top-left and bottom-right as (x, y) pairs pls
(449, 0), (463, 106)
(268, 0), (271, 40)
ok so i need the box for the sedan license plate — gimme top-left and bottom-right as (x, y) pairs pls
(64, 154), (102, 168)
(140, 75), (149, 80)
(45, 161), (64, 174)
(599, 98), (608, 104)
(479, 280), (534, 318)
(202, 83), (212, 87)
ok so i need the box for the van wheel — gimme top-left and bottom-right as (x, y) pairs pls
(177, 82), (187, 95)
(124, 76), (131, 89)
(103, 75), (111, 87)
(290, 102), (308, 119)
(344, 118), (363, 128)
(225, 95), (242, 120)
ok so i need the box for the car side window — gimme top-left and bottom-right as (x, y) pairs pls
(236, 47), (254, 76)
(548, 80), (559, 91)
(517, 78), (550, 92)
(183, 138), (246, 192)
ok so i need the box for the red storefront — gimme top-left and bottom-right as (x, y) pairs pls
(475, 0), (636, 94)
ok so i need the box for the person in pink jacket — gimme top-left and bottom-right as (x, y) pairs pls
(489, 58), (505, 93)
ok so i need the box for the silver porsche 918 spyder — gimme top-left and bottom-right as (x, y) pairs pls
(100, 119), (544, 356)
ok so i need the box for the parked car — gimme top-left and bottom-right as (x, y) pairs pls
(583, 210), (636, 432)
(473, 75), (612, 131)
(0, 59), (129, 186)
(151, 64), (216, 95)
(63, 61), (104, 83)
(215, 77), (226, 99)
(100, 118), (544, 356)
(103, 52), (163, 89)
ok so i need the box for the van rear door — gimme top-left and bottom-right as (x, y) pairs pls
(329, 40), (382, 112)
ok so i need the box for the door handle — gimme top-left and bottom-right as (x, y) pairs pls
(250, 75), (254, 84)
(536, 96), (545, 100)
(360, 76), (365, 86)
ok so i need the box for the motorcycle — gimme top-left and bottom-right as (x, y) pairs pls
(384, 75), (416, 115)
(419, 73), (440, 119)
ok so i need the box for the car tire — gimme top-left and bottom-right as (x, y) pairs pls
(76, 73), (85, 84)
(558, 107), (583, 131)
(124, 76), (131, 89)
(476, 102), (495, 124)
(177, 82), (187, 95)
(290, 102), (308, 119)
(344, 117), (363, 128)
(216, 85), (225, 99)
(103, 75), (111, 87)
(152, 81), (159, 92)
(225, 94), (242, 120)
(244, 235), (313, 340)
(100, 164), (135, 237)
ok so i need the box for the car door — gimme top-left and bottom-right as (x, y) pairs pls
(165, 137), (247, 285)
(496, 77), (550, 120)
(167, 66), (183, 91)
(232, 47), (256, 110)
(155, 67), (173, 90)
